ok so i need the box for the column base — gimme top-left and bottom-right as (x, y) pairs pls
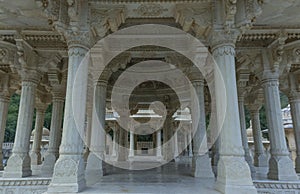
(3, 153), (32, 178)
(267, 155), (298, 180)
(192, 154), (214, 178)
(215, 156), (257, 194)
(47, 156), (86, 193)
(30, 151), (42, 165)
(41, 152), (58, 176)
(86, 153), (105, 185)
(245, 153), (256, 176)
(296, 156), (300, 173)
(254, 153), (268, 167)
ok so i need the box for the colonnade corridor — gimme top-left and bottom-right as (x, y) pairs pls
(1, 1), (300, 194)
(84, 161), (218, 194)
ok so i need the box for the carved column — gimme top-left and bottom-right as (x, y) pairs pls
(48, 46), (89, 192)
(86, 80), (107, 182)
(212, 41), (256, 193)
(41, 90), (65, 175)
(173, 129), (179, 158)
(30, 103), (48, 166)
(156, 129), (162, 158)
(83, 108), (92, 162)
(188, 129), (193, 157)
(237, 94), (255, 174)
(4, 71), (40, 178)
(164, 113), (174, 161)
(248, 106), (268, 167)
(129, 130), (134, 158)
(183, 130), (187, 156)
(112, 127), (117, 157)
(211, 137), (220, 177)
(118, 127), (126, 161)
(288, 91), (300, 173)
(191, 79), (214, 178)
(0, 93), (10, 170)
(261, 74), (298, 180)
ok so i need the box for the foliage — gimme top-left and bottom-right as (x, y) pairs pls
(4, 94), (52, 142)
(245, 92), (289, 139)
(3, 91), (290, 142)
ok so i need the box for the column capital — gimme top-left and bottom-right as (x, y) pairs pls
(68, 45), (89, 57)
(260, 70), (280, 88)
(210, 29), (239, 52)
(35, 102), (49, 113)
(288, 90), (300, 102)
(191, 79), (205, 87)
(0, 73), (16, 101)
(51, 85), (66, 101)
(248, 105), (262, 114)
(20, 69), (42, 84)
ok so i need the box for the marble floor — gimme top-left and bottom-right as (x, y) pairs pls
(84, 161), (220, 194)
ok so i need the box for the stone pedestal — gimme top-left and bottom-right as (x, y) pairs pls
(86, 80), (107, 182)
(191, 80), (214, 178)
(30, 104), (47, 166)
(0, 95), (10, 170)
(262, 77), (298, 180)
(41, 96), (64, 175)
(289, 93), (300, 173)
(249, 109), (268, 167)
(4, 79), (38, 178)
(212, 44), (257, 193)
(48, 46), (88, 193)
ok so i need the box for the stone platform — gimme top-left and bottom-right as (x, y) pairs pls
(0, 162), (300, 194)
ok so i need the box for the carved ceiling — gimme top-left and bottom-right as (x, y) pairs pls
(0, 0), (300, 98)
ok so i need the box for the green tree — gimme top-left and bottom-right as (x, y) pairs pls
(4, 94), (53, 142)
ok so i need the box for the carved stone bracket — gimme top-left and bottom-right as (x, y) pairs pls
(174, 3), (212, 39)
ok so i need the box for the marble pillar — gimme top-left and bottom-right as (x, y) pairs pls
(183, 131), (187, 156)
(129, 130), (134, 158)
(188, 130), (193, 157)
(4, 76), (39, 178)
(30, 104), (48, 165)
(86, 80), (107, 181)
(48, 46), (88, 193)
(117, 127), (126, 161)
(191, 80), (214, 178)
(173, 130), (179, 158)
(249, 108), (268, 167)
(156, 130), (162, 158)
(211, 137), (220, 177)
(238, 96), (255, 174)
(262, 76), (298, 180)
(289, 93), (300, 173)
(0, 94), (10, 170)
(212, 44), (256, 193)
(41, 94), (64, 175)
(112, 128), (117, 157)
(83, 114), (92, 162)
(164, 114), (173, 161)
